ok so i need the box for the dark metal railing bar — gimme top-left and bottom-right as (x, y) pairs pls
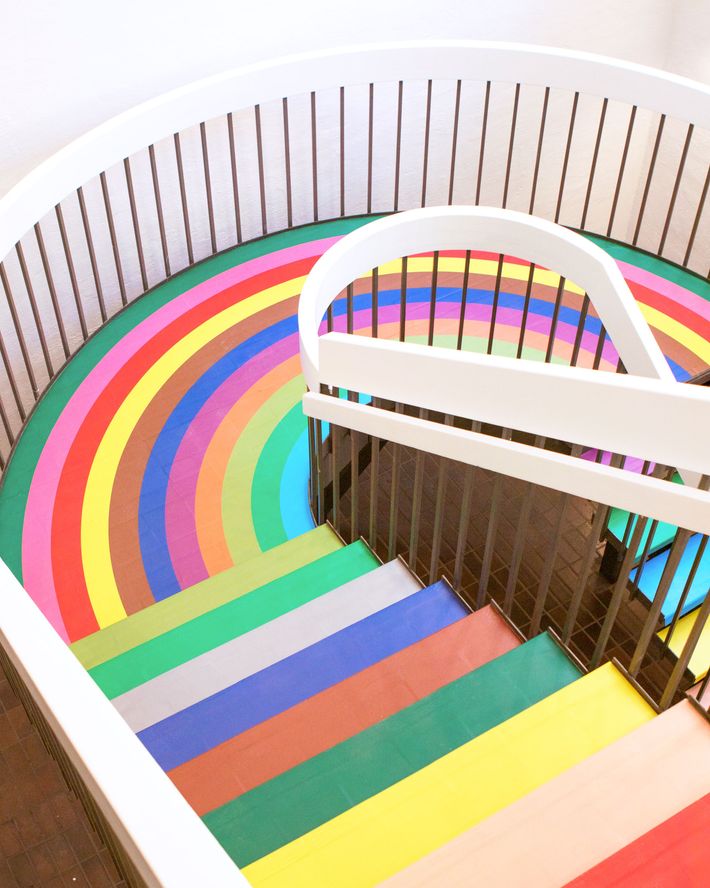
(14, 242), (53, 378)
(123, 157), (149, 291)
(408, 418), (427, 569)
(315, 418), (325, 524)
(33, 223), (70, 358)
(0, 261), (39, 396)
(0, 330), (27, 421)
(477, 459), (508, 609)
(487, 253), (504, 355)
(632, 113), (666, 246)
(346, 282), (354, 334)
(340, 86), (346, 217)
(501, 83), (520, 209)
(607, 105), (637, 237)
(554, 91), (579, 224)
(580, 97), (608, 230)
(399, 256), (407, 342)
(475, 81), (491, 205)
(427, 250), (439, 346)
(310, 92), (319, 222)
(631, 517), (659, 589)
(683, 163), (709, 267)
(660, 582), (710, 710)
(453, 463), (475, 592)
(662, 534), (708, 653)
(569, 293), (590, 367)
(456, 250), (472, 351)
(628, 528), (693, 677)
(331, 422), (341, 534)
(307, 415), (316, 511)
(387, 404), (405, 561)
(199, 122), (217, 254)
(421, 80), (433, 208)
(227, 112), (243, 244)
(74, 188), (107, 324)
(326, 304), (334, 333)
(0, 391), (12, 446)
(428, 417), (453, 583)
(529, 491), (569, 635)
(658, 122), (694, 256)
(590, 515), (650, 668)
(55, 202), (90, 333)
(148, 144), (171, 279)
(393, 81), (403, 212)
(528, 86), (550, 215)
(592, 324), (607, 370)
(447, 80), (462, 206)
(368, 422), (380, 548)
(516, 261), (536, 360)
(561, 502), (609, 644)
(545, 275), (567, 363)
(350, 428), (360, 539)
(502, 473), (536, 616)
(367, 83), (374, 215)
(172, 134), (194, 266)
(281, 98), (294, 229)
(254, 105), (268, 236)
(371, 267), (379, 337)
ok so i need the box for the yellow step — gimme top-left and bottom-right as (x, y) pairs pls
(243, 662), (654, 887)
(658, 610), (710, 679)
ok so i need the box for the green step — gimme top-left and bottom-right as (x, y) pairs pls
(204, 632), (580, 867)
(71, 525), (341, 671)
(86, 537), (377, 699)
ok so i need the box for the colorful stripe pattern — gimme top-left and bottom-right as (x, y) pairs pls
(0, 220), (707, 643)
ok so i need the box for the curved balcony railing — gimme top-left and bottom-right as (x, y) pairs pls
(0, 40), (709, 885)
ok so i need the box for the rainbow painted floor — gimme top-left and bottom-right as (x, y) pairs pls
(0, 217), (708, 644)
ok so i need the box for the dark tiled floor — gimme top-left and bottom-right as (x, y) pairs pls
(0, 663), (126, 888)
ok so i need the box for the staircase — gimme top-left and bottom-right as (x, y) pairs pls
(69, 522), (710, 886)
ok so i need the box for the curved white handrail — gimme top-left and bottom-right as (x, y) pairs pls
(2, 40), (710, 259)
(298, 206), (673, 391)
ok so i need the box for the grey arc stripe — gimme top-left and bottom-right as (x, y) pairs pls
(115, 559), (420, 733)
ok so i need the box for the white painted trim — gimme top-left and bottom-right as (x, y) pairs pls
(2, 40), (709, 259)
(298, 206), (671, 391)
(318, 333), (710, 475)
(0, 559), (247, 887)
(304, 393), (710, 536)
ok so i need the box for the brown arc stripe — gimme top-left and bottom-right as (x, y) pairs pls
(108, 295), (300, 616)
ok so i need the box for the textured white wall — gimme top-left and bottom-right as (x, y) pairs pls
(0, 0), (696, 199)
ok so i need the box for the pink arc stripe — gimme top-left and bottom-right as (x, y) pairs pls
(21, 237), (340, 640)
(617, 261), (710, 322)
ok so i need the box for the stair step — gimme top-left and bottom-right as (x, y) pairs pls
(171, 604), (520, 817)
(242, 662), (653, 887)
(567, 790), (710, 887)
(86, 538), (377, 699)
(119, 559), (423, 737)
(385, 699), (710, 887)
(208, 632), (580, 869)
(139, 567), (451, 770)
(658, 608), (710, 679)
(633, 532), (709, 624)
(70, 524), (341, 670)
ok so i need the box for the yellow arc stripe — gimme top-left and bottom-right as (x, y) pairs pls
(639, 303), (710, 364)
(80, 276), (307, 627)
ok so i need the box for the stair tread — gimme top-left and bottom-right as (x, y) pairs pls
(658, 608), (710, 679)
(242, 662), (654, 887)
(567, 790), (710, 888)
(385, 700), (710, 888)
(633, 532), (709, 624)
(170, 604), (520, 816)
(208, 632), (581, 868)
(117, 559), (423, 735)
(88, 538), (377, 699)
(70, 524), (341, 669)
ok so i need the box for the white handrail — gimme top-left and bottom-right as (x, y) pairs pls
(0, 559), (247, 887)
(2, 40), (710, 260)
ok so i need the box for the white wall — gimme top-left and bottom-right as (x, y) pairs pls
(0, 0), (699, 200)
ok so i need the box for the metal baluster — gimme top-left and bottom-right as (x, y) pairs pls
(15, 242), (53, 378)
(148, 144), (171, 279)
(368, 423), (380, 549)
(331, 422), (341, 534)
(399, 256), (407, 342)
(200, 122), (217, 253)
(683, 164), (709, 267)
(282, 99), (293, 229)
(76, 187), (108, 321)
(453, 464), (475, 593)
(408, 425), (427, 573)
(346, 282), (354, 334)
(593, 324), (607, 370)
(307, 415), (316, 512)
(429, 422), (452, 583)
(456, 250), (472, 351)
(428, 251), (439, 346)
(487, 254), (504, 355)
(315, 418), (325, 524)
(529, 86), (550, 214)
(387, 404), (404, 560)
(554, 91), (579, 223)
(502, 83), (520, 209)
(371, 267), (379, 338)
(529, 491), (569, 635)
(55, 202), (90, 333)
(421, 80), (433, 208)
(447, 80), (462, 206)
(570, 293), (590, 367)
(0, 330), (26, 421)
(607, 105), (637, 237)
(34, 223), (70, 357)
(0, 261), (38, 396)
(350, 428), (360, 540)
(340, 86), (346, 217)
(658, 123), (694, 256)
(393, 81), (403, 212)
(0, 391), (12, 447)
(477, 441), (510, 609)
(545, 275), (567, 363)
(660, 583), (710, 710)
(367, 83), (374, 215)
(516, 262), (536, 359)
(227, 112), (243, 244)
(633, 114), (666, 245)
(662, 535), (708, 652)
(173, 134), (194, 266)
(311, 91), (319, 222)
(580, 98), (608, 230)
(254, 105), (267, 235)
(475, 81), (491, 205)
(562, 502), (609, 644)
(123, 157), (148, 291)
